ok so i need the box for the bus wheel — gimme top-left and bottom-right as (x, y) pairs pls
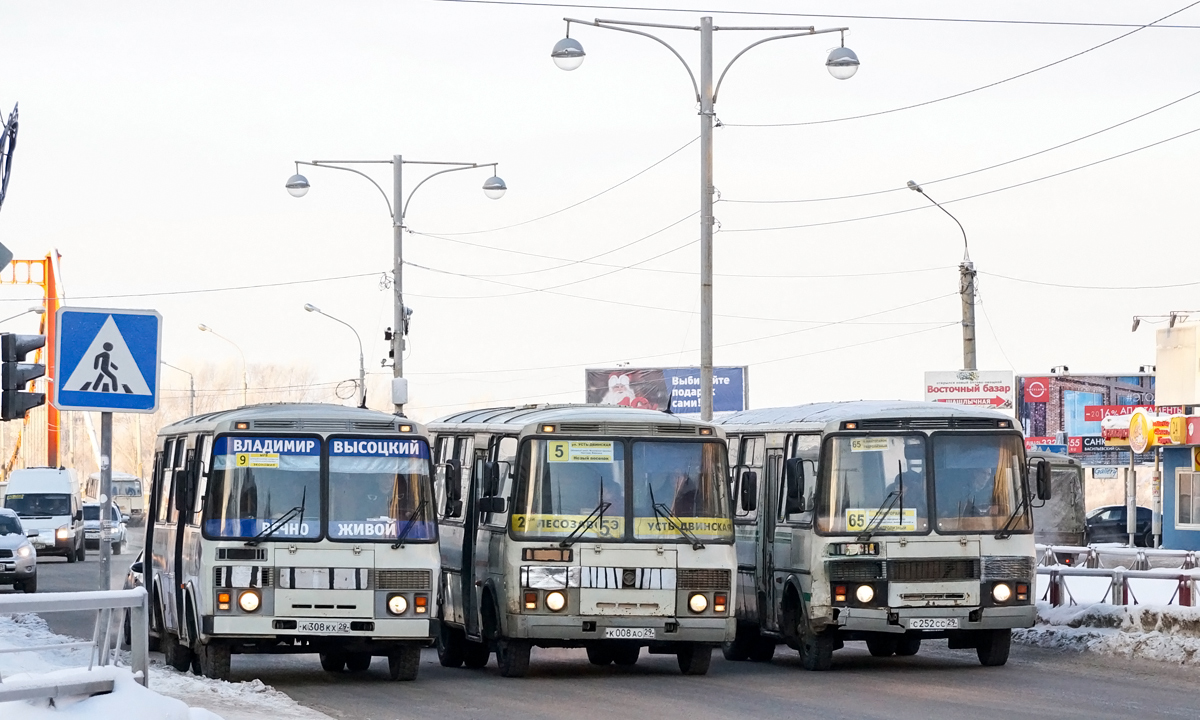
(463, 640), (490, 669)
(798, 628), (835, 671)
(162, 632), (193, 672)
(197, 641), (232, 681)
(976, 629), (1011, 667)
(586, 645), (613, 666)
(496, 639), (531, 678)
(677, 644), (712, 676)
(346, 652), (372, 672)
(895, 635), (921, 656)
(387, 645), (420, 681)
(437, 625), (466, 668)
(721, 626), (753, 661)
(748, 636), (776, 663)
(612, 645), (640, 666)
(865, 635), (898, 657)
(319, 652), (346, 673)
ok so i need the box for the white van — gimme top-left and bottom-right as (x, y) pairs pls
(3, 468), (86, 562)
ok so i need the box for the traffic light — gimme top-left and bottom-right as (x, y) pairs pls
(1, 333), (45, 421)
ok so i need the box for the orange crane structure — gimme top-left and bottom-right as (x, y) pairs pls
(1, 251), (61, 472)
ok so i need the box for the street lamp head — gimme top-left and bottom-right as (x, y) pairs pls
(826, 46), (860, 80)
(285, 173), (310, 198)
(906, 180), (924, 194)
(551, 37), (586, 71)
(482, 175), (507, 200)
(1132, 317), (1141, 332)
(197, 324), (211, 333)
(29, 305), (44, 315)
(303, 303), (320, 314)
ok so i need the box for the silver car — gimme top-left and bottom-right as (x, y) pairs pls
(83, 503), (127, 555)
(0, 507), (38, 592)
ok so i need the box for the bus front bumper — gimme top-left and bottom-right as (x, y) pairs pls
(204, 615), (435, 641)
(508, 614), (733, 644)
(832, 605), (1036, 634)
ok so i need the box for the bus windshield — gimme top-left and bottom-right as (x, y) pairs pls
(511, 439), (626, 540)
(327, 437), (435, 543)
(818, 435), (930, 535)
(113, 480), (142, 497)
(205, 436), (322, 539)
(932, 434), (1028, 534)
(631, 441), (732, 542)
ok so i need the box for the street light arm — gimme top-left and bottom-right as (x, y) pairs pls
(569, 17), (700, 102)
(160, 361), (194, 381)
(311, 309), (364, 360)
(713, 27), (846, 104)
(401, 164), (495, 223)
(298, 160), (395, 220)
(914, 191), (970, 261)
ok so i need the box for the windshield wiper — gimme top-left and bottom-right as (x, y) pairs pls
(392, 499), (430, 549)
(245, 486), (305, 547)
(856, 488), (900, 543)
(995, 471), (1030, 540)
(559, 501), (611, 548)
(651, 501), (706, 550)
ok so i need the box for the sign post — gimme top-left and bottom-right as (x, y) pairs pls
(52, 308), (161, 591)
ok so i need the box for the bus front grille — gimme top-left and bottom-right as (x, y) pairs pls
(376, 569), (431, 589)
(887, 559), (980, 582)
(982, 556), (1034, 580)
(827, 561), (885, 581)
(556, 422), (699, 436)
(678, 568), (730, 590)
(857, 418), (1008, 430)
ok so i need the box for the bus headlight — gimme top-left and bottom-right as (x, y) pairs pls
(992, 583), (1012, 603)
(855, 584), (875, 603)
(688, 593), (708, 613)
(545, 591), (566, 612)
(238, 591), (260, 613)
(388, 594), (408, 615)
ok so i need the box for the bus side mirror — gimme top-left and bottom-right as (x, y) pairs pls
(483, 462), (502, 497)
(445, 460), (462, 502)
(740, 470), (758, 512)
(784, 458), (806, 514)
(1035, 459), (1052, 501)
(477, 496), (506, 514)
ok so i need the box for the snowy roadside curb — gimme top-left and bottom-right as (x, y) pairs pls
(1013, 601), (1200, 665)
(0, 614), (333, 720)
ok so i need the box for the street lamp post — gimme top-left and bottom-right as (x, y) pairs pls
(197, 324), (248, 406)
(552, 17), (858, 420)
(906, 181), (976, 371)
(161, 361), (196, 416)
(286, 156), (506, 416)
(0, 305), (44, 325)
(304, 303), (366, 409)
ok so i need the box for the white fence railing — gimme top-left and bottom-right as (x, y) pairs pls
(0, 587), (149, 703)
(1035, 544), (1200, 607)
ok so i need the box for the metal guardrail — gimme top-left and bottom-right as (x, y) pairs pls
(1035, 545), (1200, 607)
(1036, 543), (1198, 570)
(0, 587), (149, 703)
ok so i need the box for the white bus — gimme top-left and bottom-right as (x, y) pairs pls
(85, 471), (145, 525)
(716, 401), (1049, 670)
(429, 405), (736, 677)
(147, 403), (438, 681)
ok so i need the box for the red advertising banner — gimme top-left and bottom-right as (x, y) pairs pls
(1023, 377), (1050, 403)
(1067, 437), (1083, 454)
(1084, 405), (1154, 422)
(1024, 436), (1055, 450)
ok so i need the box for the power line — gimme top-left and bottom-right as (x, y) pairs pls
(721, 1), (1200, 128)
(979, 271), (1200, 291)
(723, 124), (1200, 233)
(723, 87), (1200, 205)
(424, 0), (1200, 29)
(0, 271), (383, 304)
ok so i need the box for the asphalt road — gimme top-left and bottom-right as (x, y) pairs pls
(10, 538), (1200, 720)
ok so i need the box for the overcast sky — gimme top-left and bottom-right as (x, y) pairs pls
(2, 1), (1198, 421)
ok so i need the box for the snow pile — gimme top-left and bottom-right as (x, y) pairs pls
(0, 614), (331, 720)
(1015, 601), (1200, 665)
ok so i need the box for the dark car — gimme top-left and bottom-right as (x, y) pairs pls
(1085, 505), (1152, 547)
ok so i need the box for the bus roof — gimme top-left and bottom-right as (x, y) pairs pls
(158, 402), (423, 436)
(429, 403), (717, 436)
(716, 400), (1014, 432)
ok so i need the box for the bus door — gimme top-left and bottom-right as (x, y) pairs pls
(172, 443), (195, 641)
(760, 448), (784, 632)
(462, 443), (490, 640)
(181, 436), (210, 634)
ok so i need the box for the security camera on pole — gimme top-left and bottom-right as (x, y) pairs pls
(53, 307), (162, 592)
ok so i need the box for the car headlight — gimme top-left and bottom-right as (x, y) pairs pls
(688, 592), (708, 613)
(992, 583), (1012, 603)
(545, 591), (566, 612)
(56, 527), (70, 540)
(238, 590), (261, 613)
(855, 584), (875, 603)
(16, 545), (32, 558)
(387, 594), (408, 615)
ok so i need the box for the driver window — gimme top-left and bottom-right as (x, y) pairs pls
(779, 434), (819, 525)
(434, 435), (453, 520)
(733, 436), (764, 521)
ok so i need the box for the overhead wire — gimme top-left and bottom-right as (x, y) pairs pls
(0, 271), (383, 304)
(979, 271), (1200, 291)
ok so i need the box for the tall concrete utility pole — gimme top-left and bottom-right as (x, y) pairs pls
(908, 181), (975, 370)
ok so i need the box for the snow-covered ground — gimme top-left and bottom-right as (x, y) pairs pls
(0, 614), (332, 720)
(1015, 601), (1200, 666)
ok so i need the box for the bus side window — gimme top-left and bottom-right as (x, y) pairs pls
(734, 436), (764, 520)
(780, 434), (819, 525)
(157, 438), (175, 524)
(168, 437), (187, 524)
(454, 437), (474, 511)
(192, 435), (211, 520)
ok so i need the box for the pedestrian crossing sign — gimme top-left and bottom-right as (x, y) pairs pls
(53, 307), (162, 413)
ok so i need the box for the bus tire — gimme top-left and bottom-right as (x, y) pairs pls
(388, 645), (420, 681)
(748, 636), (776, 663)
(798, 625), (835, 671)
(586, 645), (613, 666)
(496, 639), (531, 678)
(197, 641), (232, 681)
(436, 624), (466, 668)
(162, 631), (193, 672)
(721, 625), (753, 661)
(976, 629), (1011, 667)
(866, 635), (898, 657)
(319, 652), (346, 673)
(676, 643), (712, 676)
(612, 645), (640, 666)
(346, 652), (372, 672)
(895, 635), (921, 656)
(463, 640), (490, 669)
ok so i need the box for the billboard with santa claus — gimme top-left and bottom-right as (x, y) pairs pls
(585, 367), (748, 414)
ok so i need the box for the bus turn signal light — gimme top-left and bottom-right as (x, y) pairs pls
(713, 593), (727, 613)
(834, 585), (847, 603)
(525, 592), (538, 610)
(415, 595), (428, 614)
